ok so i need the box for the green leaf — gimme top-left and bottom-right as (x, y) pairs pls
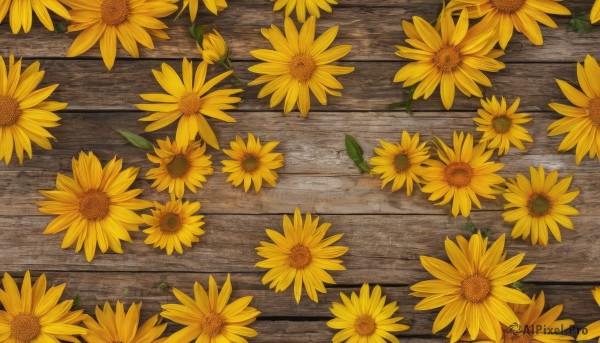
(55, 22), (67, 34)
(72, 294), (82, 310)
(157, 282), (170, 289)
(190, 23), (205, 46)
(388, 84), (417, 114)
(117, 130), (154, 150)
(511, 281), (523, 290)
(568, 12), (594, 33)
(345, 134), (370, 173)
(461, 220), (491, 238)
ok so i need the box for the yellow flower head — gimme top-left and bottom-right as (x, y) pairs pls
(577, 287), (600, 341)
(249, 16), (354, 117)
(142, 199), (205, 255)
(411, 232), (536, 343)
(137, 58), (242, 150)
(327, 283), (410, 343)
(83, 301), (167, 343)
(161, 275), (260, 343)
(183, 0), (227, 21)
(271, 0), (337, 23)
(421, 131), (505, 217)
(63, 0), (178, 70)
(0, 54), (67, 164)
(256, 208), (348, 303)
(594, 0), (600, 23)
(146, 138), (214, 199)
(0, 271), (87, 342)
(370, 131), (431, 195)
(474, 96), (533, 156)
(38, 151), (152, 262)
(548, 54), (600, 165)
(0, 0), (70, 33)
(503, 166), (579, 247)
(222, 132), (284, 192)
(197, 29), (229, 64)
(394, 9), (505, 110)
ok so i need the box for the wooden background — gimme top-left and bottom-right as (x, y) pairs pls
(1, 0), (600, 341)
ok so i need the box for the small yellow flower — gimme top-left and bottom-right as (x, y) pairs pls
(0, 0), (70, 33)
(197, 29), (229, 64)
(271, 0), (338, 23)
(578, 287), (600, 341)
(183, 0), (227, 21)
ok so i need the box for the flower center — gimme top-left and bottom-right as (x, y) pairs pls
(100, 0), (128, 25)
(354, 314), (376, 336)
(289, 54), (316, 83)
(395, 153), (410, 172)
(588, 97), (600, 127)
(159, 212), (182, 233)
(461, 275), (491, 302)
(444, 162), (473, 187)
(434, 46), (461, 72)
(242, 155), (259, 172)
(202, 313), (224, 337)
(11, 313), (41, 342)
(289, 245), (312, 269)
(528, 193), (551, 217)
(492, 115), (512, 133)
(0, 95), (20, 126)
(491, 0), (526, 13)
(79, 190), (110, 220)
(505, 331), (532, 343)
(167, 154), (189, 178)
(179, 93), (202, 116)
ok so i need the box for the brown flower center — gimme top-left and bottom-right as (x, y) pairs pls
(461, 275), (491, 302)
(179, 93), (202, 116)
(289, 245), (312, 269)
(167, 154), (189, 178)
(354, 314), (376, 336)
(491, 0), (526, 13)
(444, 162), (473, 187)
(505, 331), (532, 343)
(79, 190), (110, 220)
(492, 115), (512, 134)
(242, 155), (259, 172)
(100, 0), (128, 25)
(395, 153), (410, 172)
(0, 95), (20, 126)
(202, 313), (224, 337)
(434, 46), (461, 72)
(528, 193), (551, 217)
(289, 54), (316, 83)
(588, 97), (600, 127)
(159, 212), (182, 233)
(11, 313), (41, 342)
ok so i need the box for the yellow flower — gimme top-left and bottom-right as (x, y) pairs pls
(142, 199), (205, 255)
(577, 287), (600, 341)
(0, 54), (67, 164)
(411, 232), (535, 343)
(594, 0), (600, 23)
(249, 16), (354, 117)
(0, 271), (87, 342)
(38, 151), (152, 262)
(146, 138), (213, 199)
(548, 54), (600, 165)
(0, 0), (70, 33)
(421, 132), (505, 217)
(327, 283), (410, 343)
(183, 0), (227, 21)
(197, 29), (228, 64)
(256, 208), (348, 303)
(271, 0), (337, 23)
(474, 96), (533, 156)
(394, 9), (505, 110)
(161, 275), (260, 343)
(137, 58), (242, 149)
(503, 166), (579, 247)
(369, 131), (431, 195)
(83, 301), (167, 343)
(63, 0), (178, 70)
(222, 133), (284, 192)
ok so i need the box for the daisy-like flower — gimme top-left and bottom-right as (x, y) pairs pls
(83, 301), (167, 343)
(249, 16), (354, 117)
(256, 207), (348, 303)
(38, 151), (152, 262)
(394, 9), (505, 110)
(0, 55), (67, 164)
(474, 96), (533, 156)
(161, 275), (260, 343)
(577, 287), (600, 341)
(411, 232), (536, 343)
(593, 0), (600, 23)
(370, 131), (431, 195)
(271, 0), (337, 23)
(137, 58), (242, 149)
(0, 271), (87, 342)
(421, 131), (505, 217)
(146, 138), (213, 199)
(197, 29), (229, 65)
(0, 0), (70, 33)
(503, 166), (579, 247)
(182, 0), (227, 21)
(222, 133), (284, 192)
(548, 54), (600, 165)
(327, 283), (410, 343)
(142, 199), (205, 255)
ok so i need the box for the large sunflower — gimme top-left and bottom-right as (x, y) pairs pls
(411, 232), (535, 343)
(594, 0), (600, 23)
(548, 54), (600, 165)
(0, 0), (70, 33)
(394, 9), (505, 110)
(578, 287), (600, 341)
(182, 0), (227, 21)
(271, 0), (337, 23)
(0, 54), (67, 165)
(421, 131), (505, 217)
(0, 271), (87, 342)
(248, 16), (354, 117)
(38, 151), (152, 262)
(256, 207), (348, 303)
(137, 58), (242, 149)
(63, 0), (178, 70)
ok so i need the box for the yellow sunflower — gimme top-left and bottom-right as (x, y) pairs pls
(249, 16), (354, 117)
(256, 207), (348, 303)
(369, 131), (431, 195)
(197, 29), (228, 65)
(474, 96), (533, 156)
(577, 287), (600, 341)
(0, 271), (87, 342)
(161, 275), (260, 343)
(503, 166), (579, 247)
(327, 283), (410, 343)
(0, 0), (70, 33)
(137, 58), (242, 149)
(0, 55), (67, 165)
(83, 301), (167, 343)
(394, 9), (505, 110)
(182, 0), (227, 21)
(271, 0), (337, 23)
(421, 131), (505, 217)
(142, 199), (205, 255)
(146, 138), (213, 199)
(222, 133), (284, 192)
(548, 54), (600, 165)
(63, 0), (178, 70)
(38, 151), (152, 262)
(593, 0), (600, 23)
(411, 232), (535, 343)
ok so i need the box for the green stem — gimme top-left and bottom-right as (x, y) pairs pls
(220, 59), (244, 88)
